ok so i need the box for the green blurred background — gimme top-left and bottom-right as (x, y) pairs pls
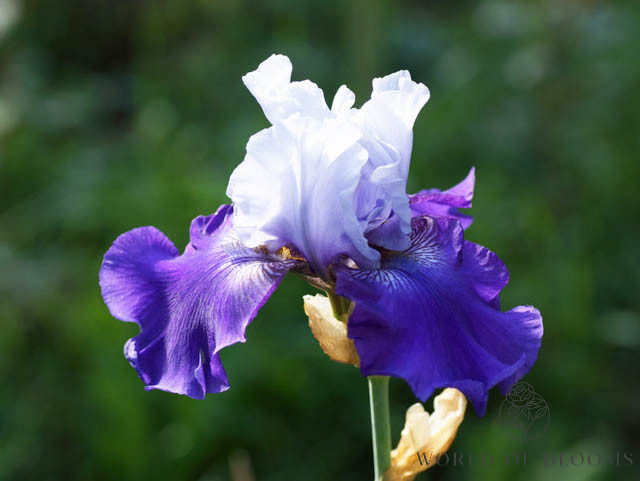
(1, 0), (639, 480)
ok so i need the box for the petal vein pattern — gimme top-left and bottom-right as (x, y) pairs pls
(336, 216), (543, 415)
(99, 205), (295, 398)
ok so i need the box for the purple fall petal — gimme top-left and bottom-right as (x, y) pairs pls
(335, 215), (542, 415)
(99, 205), (295, 399)
(409, 167), (475, 229)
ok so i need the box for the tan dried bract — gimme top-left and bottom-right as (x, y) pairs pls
(303, 294), (360, 367)
(388, 388), (467, 481)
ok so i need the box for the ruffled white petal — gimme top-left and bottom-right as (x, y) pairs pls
(331, 85), (356, 115)
(234, 55), (432, 270)
(242, 54), (330, 124)
(227, 116), (379, 275)
(371, 70), (431, 130)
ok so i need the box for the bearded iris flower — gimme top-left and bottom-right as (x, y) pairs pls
(100, 54), (542, 416)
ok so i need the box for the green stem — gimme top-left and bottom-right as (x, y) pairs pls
(326, 290), (351, 323)
(368, 376), (391, 481)
(326, 291), (392, 480)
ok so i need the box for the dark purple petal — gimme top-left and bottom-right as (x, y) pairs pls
(99, 205), (295, 399)
(335, 216), (542, 415)
(409, 167), (475, 229)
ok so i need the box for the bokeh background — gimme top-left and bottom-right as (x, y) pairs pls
(1, 0), (639, 480)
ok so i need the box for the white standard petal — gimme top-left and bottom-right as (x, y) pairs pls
(242, 54), (330, 124)
(343, 70), (430, 251)
(331, 85), (356, 115)
(236, 56), (431, 265)
(371, 70), (431, 130)
(227, 116), (379, 276)
(356, 71), (430, 180)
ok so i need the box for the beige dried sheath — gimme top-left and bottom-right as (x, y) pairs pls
(303, 294), (359, 366)
(389, 388), (467, 480)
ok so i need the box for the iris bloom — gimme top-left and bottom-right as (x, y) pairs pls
(100, 54), (542, 415)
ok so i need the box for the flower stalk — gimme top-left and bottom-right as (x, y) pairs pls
(326, 291), (392, 481)
(327, 290), (351, 323)
(369, 376), (392, 481)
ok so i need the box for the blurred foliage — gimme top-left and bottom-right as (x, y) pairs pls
(1, 0), (639, 480)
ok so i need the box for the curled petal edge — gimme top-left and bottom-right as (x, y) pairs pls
(99, 205), (296, 399)
(389, 388), (467, 481)
(409, 167), (475, 229)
